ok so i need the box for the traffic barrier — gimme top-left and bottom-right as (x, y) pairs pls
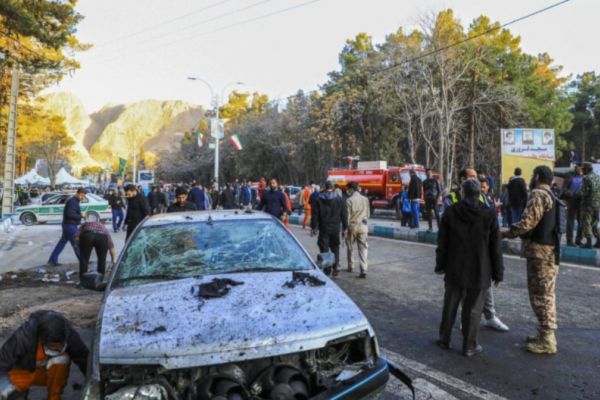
(0, 215), (12, 234)
(288, 214), (599, 267)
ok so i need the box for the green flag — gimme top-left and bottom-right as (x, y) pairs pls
(118, 158), (127, 178)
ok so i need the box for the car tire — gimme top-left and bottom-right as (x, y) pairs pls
(86, 211), (100, 222)
(20, 212), (37, 226)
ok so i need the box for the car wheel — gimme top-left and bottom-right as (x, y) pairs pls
(86, 211), (100, 222)
(20, 212), (37, 226)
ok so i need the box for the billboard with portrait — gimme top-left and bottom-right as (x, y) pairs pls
(501, 128), (555, 183)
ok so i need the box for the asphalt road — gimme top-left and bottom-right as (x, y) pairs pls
(1, 221), (599, 399)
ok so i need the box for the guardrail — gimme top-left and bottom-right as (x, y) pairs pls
(287, 214), (599, 267)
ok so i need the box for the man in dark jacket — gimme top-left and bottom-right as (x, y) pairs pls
(257, 178), (290, 219)
(0, 311), (89, 400)
(407, 169), (422, 228)
(188, 182), (206, 211)
(436, 179), (503, 357)
(167, 187), (197, 213)
(220, 184), (236, 210)
(106, 189), (125, 233)
(47, 189), (86, 267)
(311, 181), (348, 277)
(422, 169), (442, 231)
(124, 184), (150, 239)
(507, 167), (528, 224)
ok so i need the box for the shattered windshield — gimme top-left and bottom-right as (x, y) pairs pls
(115, 219), (312, 287)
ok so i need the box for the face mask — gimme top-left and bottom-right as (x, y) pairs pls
(44, 344), (67, 357)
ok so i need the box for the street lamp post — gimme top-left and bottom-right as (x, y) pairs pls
(187, 77), (243, 190)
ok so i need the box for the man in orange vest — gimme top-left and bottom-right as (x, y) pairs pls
(302, 181), (314, 229)
(0, 311), (89, 400)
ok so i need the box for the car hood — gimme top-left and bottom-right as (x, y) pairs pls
(99, 271), (373, 369)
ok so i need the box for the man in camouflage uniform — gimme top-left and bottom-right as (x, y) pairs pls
(502, 165), (559, 354)
(578, 162), (600, 248)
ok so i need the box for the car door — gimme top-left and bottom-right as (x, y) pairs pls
(45, 195), (70, 222)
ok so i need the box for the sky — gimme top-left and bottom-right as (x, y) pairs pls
(46, 0), (599, 113)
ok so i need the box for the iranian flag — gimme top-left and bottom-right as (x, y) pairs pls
(229, 134), (243, 151)
(197, 131), (206, 148)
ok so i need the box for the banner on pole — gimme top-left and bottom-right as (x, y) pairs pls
(501, 128), (555, 183)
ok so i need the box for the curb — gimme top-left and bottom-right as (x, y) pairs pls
(288, 214), (599, 268)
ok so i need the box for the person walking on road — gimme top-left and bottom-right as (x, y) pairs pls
(220, 183), (236, 210)
(407, 169), (422, 229)
(423, 169), (442, 232)
(188, 182), (206, 211)
(257, 178), (290, 220)
(502, 165), (560, 354)
(561, 165), (584, 246)
(436, 179), (504, 357)
(75, 221), (116, 277)
(578, 162), (600, 248)
(507, 168), (528, 225)
(106, 189), (124, 233)
(0, 311), (89, 400)
(124, 184), (150, 240)
(47, 189), (86, 267)
(239, 180), (253, 211)
(301, 182), (314, 229)
(311, 181), (348, 277)
(345, 181), (370, 278)
(167, 187), (197, 213)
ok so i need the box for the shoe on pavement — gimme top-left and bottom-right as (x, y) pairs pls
(47, 261), (62, 267)
(526, 331), (557, 354)
(482, 316), (509, 332)
(526, 332), (541, 343)
(332, 269), (340, 277)
(357, 273), (367, 279)
(463, 344), (483, 357)
(347, 266), (353, 272)
(436, 340), (450, 350)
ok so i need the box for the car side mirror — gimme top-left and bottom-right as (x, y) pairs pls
(316, 252), (335, 275)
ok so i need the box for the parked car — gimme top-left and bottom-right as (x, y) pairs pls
(82, 211), (389, 400)
(12, 193), (112, 226)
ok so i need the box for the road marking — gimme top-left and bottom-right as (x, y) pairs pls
(381, 348), (508, 400)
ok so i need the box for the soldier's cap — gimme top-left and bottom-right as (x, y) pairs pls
(582, 161), (593, 169)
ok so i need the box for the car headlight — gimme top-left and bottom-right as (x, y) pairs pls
(105, 384), (168, 400)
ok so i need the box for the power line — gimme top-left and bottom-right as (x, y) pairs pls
(89, 0), (323, 66)
(93, 0), (234, 49)
(87, 0), (275, 63)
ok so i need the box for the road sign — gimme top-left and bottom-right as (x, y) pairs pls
(208, 143), (216, 149)
(210, 118), (224, 139)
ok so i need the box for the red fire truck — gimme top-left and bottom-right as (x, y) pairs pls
(327, 161), (429, 218)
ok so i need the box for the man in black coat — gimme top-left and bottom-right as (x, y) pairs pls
(435, 179), (503, 357)
(220, 184), (236, 210)
(257, 179), (290, 220)
(167, 187), (198, 213)
(407, 168), (423, 228)
(47, 189), (86, 267)
(311, 181), (348, 277)
(124, 184), (150, 240)
(507, 167), (528, 224)
(0, 311), (88, 400)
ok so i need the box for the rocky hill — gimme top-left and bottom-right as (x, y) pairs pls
(38, 92), (204, 174)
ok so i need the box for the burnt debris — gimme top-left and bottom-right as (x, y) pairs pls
(197, 278), (244, 299)
(283, 271), (326, 289)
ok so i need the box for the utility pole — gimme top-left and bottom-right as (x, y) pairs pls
(214, 94), (220, 191)
(1, 66), (20, 216)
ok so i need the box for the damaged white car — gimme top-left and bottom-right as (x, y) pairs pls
(83, 211), (390, 400)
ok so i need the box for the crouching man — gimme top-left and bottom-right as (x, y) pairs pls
(0, 311), (89, 400)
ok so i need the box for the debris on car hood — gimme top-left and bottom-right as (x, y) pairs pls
(283, 271), (326, 289)
(195, 278), (244, 299)
(99, 272), (372, 369)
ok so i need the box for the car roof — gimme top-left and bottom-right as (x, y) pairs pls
(142, 210), (276, 228)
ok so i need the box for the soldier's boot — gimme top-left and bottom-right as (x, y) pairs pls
(525, 331), (541, 343)
(580, 237), (593, 249)
(526, 330), (557, 354)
